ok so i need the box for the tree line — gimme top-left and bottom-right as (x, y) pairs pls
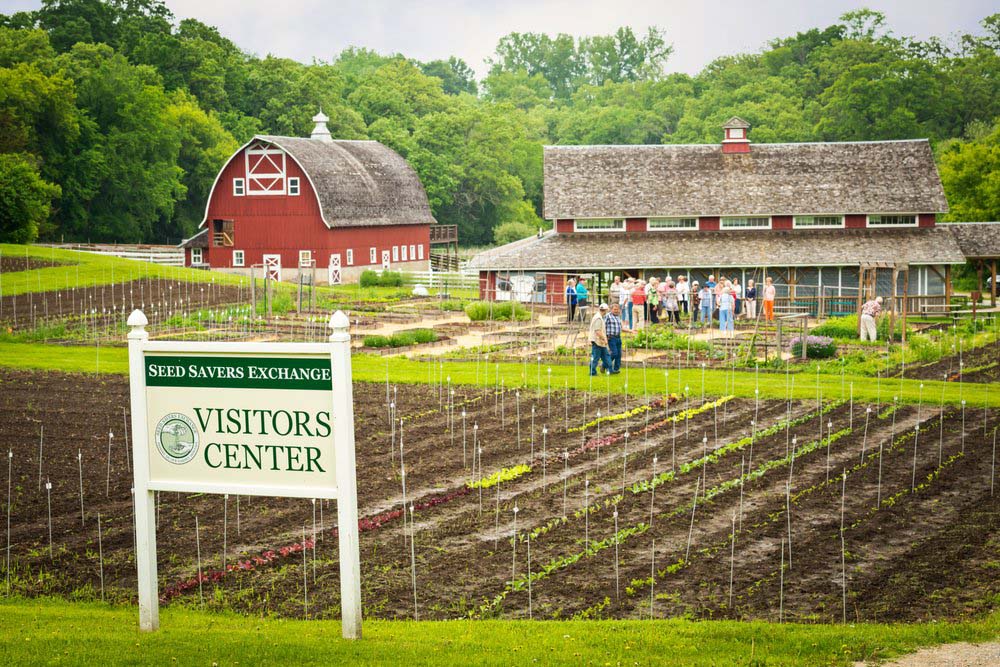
(0, 2), (998, 247)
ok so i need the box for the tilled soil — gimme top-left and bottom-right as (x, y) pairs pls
(0, 368), (997, 624)
(0, 256), (64, 273)
(0, 279), (246, 329)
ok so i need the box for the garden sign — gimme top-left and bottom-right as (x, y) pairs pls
(125, 309), (362, 639)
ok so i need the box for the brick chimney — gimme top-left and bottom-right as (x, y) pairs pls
(722, 116), (751, 154)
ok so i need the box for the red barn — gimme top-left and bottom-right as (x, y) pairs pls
(181, 112), (435, 283)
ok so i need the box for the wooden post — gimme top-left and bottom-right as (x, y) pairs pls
(945, 264), (953, 313)
(856, 266), (865, 338)
(126, 311), (159, 631)
(250, 266), (256, 315)
(889, 266), (898, 344)
(901, 268), (909, 344)
(776, 319), (782, 361)
(991, 260), (997, 308)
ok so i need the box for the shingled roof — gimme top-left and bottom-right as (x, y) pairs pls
(945, 222), (1000, 259)
(254, 136), (435, 228)
(543, 140), (948, 219)
(469, 226), (966, 271)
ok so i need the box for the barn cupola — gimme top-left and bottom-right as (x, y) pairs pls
(721, 116), (751, 154)
(310, 109), (332, 143)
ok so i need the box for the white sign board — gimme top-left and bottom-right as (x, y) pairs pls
(126, 310), (362, 638)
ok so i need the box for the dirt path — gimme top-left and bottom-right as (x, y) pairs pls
(856, 642), (1000, 666)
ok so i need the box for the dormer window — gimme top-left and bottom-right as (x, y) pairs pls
(729, 128), (744, 140)
(721, 117), (751, 154)
(574, 218), (625, 232)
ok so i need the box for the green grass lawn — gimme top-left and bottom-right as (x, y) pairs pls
(0, 598), (996, 666)
(0, 341), (996, 408)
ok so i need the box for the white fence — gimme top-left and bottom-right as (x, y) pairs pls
(43, 243), (185, 267)
(402, 268), (479, 290)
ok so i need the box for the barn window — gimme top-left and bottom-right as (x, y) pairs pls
(346, 249), (354, 265)
(417, 244), (424, 260)
(233, 178), (245, 196)
(401, 245), (408, 261)
(574, 218), (625, 232)
(233, 250), (245, 267)
(729, 128), (745, 139)
(299, 250), (312, 266)
(245, 141), (287, 195)
(868, 214), (916, 227)
(369, 247), (377, 264)
(392, 246), (399, 262)
(191, 248), (203, 264)
(648, 217), (697, 231)
(288, 177), (300, 196)
(794, 215), (844, 228)
(409, 244), (416, 260)
(720, 216), (770, 229)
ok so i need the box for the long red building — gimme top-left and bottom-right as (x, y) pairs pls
(182, 112), (435, 283)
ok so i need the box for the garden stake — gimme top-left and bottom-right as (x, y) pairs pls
(409, 505), (418, 619)
(547, 367), (552, 418)
(961, 400), (966, 453)
(779, 537), (785, 623)
(564, 380), (569, 432)
(516, 391), (521, 449)
(105, 429), (113, 497)
(45, 479), (52, 559)
(461, 410), (467, 469)
(735, 453), (745, 536)
(785, 481), (793, 569)
(542, 426), (548, 488)
(861, 407), (871, 464)
(840, 470), (847, 624)
(911, 424), (921, 492)
(223, 495), (228, 575)
(562, 450), (569, 517)
(77, 449), (84, 526)
(596, 412), (602, 461)
(122, 407), (130, 473)
(728, 510), (736, 611)
(195, 512), (205, 605)
(584, 480), (590, 551)
(622, 431), (630, 495)
(98, 512), (104, 601)
(527, 533), (533, 619)
(236, 495), (240, 537)
(701, 435), (708, 499)
(877, 439), (884, 506)
(37, 425), (43, 492)
(991, 428), (996, 498)
(400, 419), (409, 546)
(530, 405), (535, 458)
(511, 505), (519, 581)
(311, 499), (317, 582)
(302, 525), (309, 616)
(685, 477), (699, 564)
(494, 476), (500, 549)
(825, 419), (833, 483)
(5, 450), (10, 594)
(685, 387), (691, 439)
(475, 424), (482, 514)
(700, 363), (706, 402)
(650, 538), (656, 620)
(613, 507), (620, 602)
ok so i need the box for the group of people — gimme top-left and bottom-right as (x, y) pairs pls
(568, 274), (780, 337)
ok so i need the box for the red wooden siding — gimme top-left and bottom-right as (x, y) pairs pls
(556, 219), (574, 233)
(479, 271), (497, 300)
(201, 144), (429, 269)
(625, 217), (646, 232)
(721, 143), (750, 154)
(545, 272), (565, 305)
(699, 216), (720, 231)
(772, 215), (793, 230)
(845, 214), (866, 229)
(918, 213), (936, 228)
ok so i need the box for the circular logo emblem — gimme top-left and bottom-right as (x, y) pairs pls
(154, 413), (199, 465)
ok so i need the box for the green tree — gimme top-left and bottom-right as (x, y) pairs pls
(938, 120), (1000, 222)
(419, 57), (477, 95)
(0, 153), (61, 243)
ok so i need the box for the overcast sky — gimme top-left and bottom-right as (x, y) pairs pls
(3, 0), (996, 77)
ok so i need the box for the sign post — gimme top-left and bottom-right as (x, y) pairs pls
(126, 309), (362, 639)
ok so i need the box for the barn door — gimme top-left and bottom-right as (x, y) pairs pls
(381, 250), (391, 270)
(262, 254), (281, 281)
(328, 253), (342, 285)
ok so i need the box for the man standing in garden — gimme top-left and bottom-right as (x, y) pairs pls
(860, 296), (884, 342)
(605, 302), (630, 374)
(589, 303), (613, 376)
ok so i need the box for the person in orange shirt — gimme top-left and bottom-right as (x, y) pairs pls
(763, 277), (777, 321)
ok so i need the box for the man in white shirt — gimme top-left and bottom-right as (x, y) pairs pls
(588, 304), (612, 376)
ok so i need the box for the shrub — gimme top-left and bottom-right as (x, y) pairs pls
(811, 313), (905, 340)
(439, 300), (465, 311)
(359, 270), (380, 287)
(789, 335), (837, 359)
(631, 327), (711, 352)
(465, 301), (530, 321)
(363, 329), (438, 348)
(378, 270), (403, 287)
